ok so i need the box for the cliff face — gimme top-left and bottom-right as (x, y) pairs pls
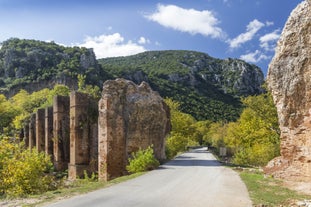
(266, 0), (311, 181)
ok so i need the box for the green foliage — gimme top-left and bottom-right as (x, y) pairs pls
(204, 92), (280, 166)
(0, 84), (70, 135)
(0, 139), (55, 197)
(226, 93), (280, 166)
(126, 146), (160, 173)
(165, 98), (199, 158)
(77, 74), (101, 100)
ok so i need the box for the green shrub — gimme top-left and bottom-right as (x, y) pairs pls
(0, 139), (56, 197)
(126, 146), (160, 173)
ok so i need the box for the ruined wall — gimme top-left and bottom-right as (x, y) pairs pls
(266, 0), (311, 181)
(98, 79), (170, 181)
(23, 79), (170, 181)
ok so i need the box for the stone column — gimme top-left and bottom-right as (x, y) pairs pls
(68, 92), (98, 180)
(23, 122), (29, 148)
(98, 81), (127, 181)
(45, 107), (54, 159)
(36, 108), (45, 152)
(28, 113), (36, 149)
(53, 95), (70, 171)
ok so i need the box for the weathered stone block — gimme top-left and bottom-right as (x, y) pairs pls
(53, 95), (70, 171)
(98, 79), (170, 181)
(29, 113), (36, 149)
(68, 92), (98, 180)
(45, 107), (53, 158)
(36, 108), (45, 152)
(23, 121), (29, 148)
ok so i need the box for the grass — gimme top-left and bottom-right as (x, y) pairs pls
(239, 170), (310, 206)
(0, 172), (145, 207)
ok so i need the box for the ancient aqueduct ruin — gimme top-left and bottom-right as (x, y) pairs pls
(21, 79), (171, 181)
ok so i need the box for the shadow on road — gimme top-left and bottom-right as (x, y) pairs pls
(161, 149), (221, 168)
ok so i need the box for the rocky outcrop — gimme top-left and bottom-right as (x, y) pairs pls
(98, 79), (170, 180)
(266, 0), (311, 181)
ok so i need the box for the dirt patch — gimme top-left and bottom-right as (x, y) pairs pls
(283, 180), (311, 195)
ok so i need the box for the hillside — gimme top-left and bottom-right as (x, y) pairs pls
(98, 50), (264, 121)
(0, 39), (264, 121)
(0, 38), (110, 96)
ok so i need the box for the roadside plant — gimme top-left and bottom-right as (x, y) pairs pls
(126, 146), (160, 173)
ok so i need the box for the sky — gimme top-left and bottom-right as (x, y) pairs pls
(0, 0), (304, 75)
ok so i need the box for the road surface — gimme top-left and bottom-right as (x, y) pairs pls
(44, 148), (252, 207)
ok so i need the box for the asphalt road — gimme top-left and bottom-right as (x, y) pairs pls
(44, 148), (252, 207)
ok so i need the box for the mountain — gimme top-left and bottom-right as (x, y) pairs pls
(0, 38), (110, 96)
(0, 38), (264, 121)
(98, 50), (264, 121)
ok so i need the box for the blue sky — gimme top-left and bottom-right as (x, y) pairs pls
(0, 0), (303, 75)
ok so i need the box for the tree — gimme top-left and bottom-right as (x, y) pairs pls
(164, 98), (198, 158)
(224, 92), (280, 166)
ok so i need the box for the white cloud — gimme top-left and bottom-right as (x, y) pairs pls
(146, 4), (226, 39)
(259, 29), (280, 51)
(138, 36), (150, 44)
(265, 21), (274, 26)
(77, 33), (146, 59)
(240, 50), (270, 63)
(228, 19), (265, 49)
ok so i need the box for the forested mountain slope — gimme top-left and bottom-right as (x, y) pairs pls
(0, 38), (110, 96)
(0, 39), (264, 121)
(98, 50), (264, 121)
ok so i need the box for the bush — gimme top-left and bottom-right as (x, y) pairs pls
(126, 146), (160, 173)
(0, 139), (55, 197)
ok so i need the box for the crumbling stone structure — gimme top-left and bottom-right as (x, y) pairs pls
(53, 96), (70, 171)
(45, 107), (54, 159)
(98, 79), (170, 181)
(68, 92), (98, 180)
(36, 108), (45, 152)
(23, 79), (170, 181)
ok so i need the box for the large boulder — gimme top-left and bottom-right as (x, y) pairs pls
(98, 78), (170, 180)
(266, 0), (311, 181)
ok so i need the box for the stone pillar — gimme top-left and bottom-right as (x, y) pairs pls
(23, 122), (29, 148)
(68, 92), (98, 180)
(36, 108), (45, 152)
(98, 82), (127, 181)
(45, 107), (54, 159)
(28, 113), (36, 149)
(98, 79), (170, 181)
(53, 95), (70, 171)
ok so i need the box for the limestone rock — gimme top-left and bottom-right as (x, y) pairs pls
(266, 0), (311, 181)
(98, 78), (171, 180)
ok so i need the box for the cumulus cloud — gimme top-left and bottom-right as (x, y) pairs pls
(138, 36), (150, 44)
(77, 33), (146, 59)
(228, 19), (265, 49)
(259, 29), (280, 51)
(240, 50), (270, 63)
(146, 4), (226, 39)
